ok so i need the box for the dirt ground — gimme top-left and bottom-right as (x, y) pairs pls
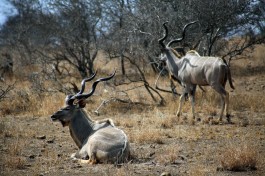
(1, 57), (265, 176)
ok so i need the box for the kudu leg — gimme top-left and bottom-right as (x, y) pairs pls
(190, 94), (196, 120)
(189, 87), (196, 120)
(212, 86), (227, 122)
(177, 93), (185, 118)
(219, 95), (225, 122)
(219, 91), (231, 123)
(224, 92), (231, 123)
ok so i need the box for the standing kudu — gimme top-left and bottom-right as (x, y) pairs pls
(158, 21), (234, 123)
(51, 71), (130, 164)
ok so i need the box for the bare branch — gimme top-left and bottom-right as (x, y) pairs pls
(0, 82), (15, 101)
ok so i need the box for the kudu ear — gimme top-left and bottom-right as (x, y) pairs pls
(78, 99), (87, 108)
(65, 95), (86, 108)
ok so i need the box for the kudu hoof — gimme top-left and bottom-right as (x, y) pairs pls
(226, 114), (232, 123)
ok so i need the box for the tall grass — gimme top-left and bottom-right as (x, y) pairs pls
(0, 84), (65, 116)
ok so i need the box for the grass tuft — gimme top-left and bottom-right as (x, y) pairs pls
(130, 129), (164, 144)
(219, 143), (258, 171)
(155, 145), (181, 165)
(4, 156), (27, 169)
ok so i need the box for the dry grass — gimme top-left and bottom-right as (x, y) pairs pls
(159, 115), (178, 129)
(155, 145), (181, 165)
(130, 129), (165, 144)
(0, 119), (27, 170)
(1, 55), (265, 119)
(219, 142), (258, 171)
(4, 156), (27, 170)
(112, 164), (135, 176)
(230, 93), (265, 112)
(0, 119), (13, 138)
(188, 165), (214, 176)
(4, 148), (27, 170)
(0, 84), (65, 116)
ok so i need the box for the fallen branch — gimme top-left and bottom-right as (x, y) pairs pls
(155, 68), (181, 96)
(94, 97), (153, 115)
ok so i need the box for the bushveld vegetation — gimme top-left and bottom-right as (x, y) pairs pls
(0, 45), (265, 175)
(1, 0), (265, 175)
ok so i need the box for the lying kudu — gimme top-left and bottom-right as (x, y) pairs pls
(51, 71), (130, 164)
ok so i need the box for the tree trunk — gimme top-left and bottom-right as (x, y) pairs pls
(120, 53), (125, 75)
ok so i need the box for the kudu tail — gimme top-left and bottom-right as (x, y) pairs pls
(222, 58), (235, 90)
(227, 67), (235, 89)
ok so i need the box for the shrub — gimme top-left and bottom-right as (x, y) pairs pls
(219, 143), (258, 171)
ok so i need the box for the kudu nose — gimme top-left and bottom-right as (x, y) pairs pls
(50, 114), (57, 121)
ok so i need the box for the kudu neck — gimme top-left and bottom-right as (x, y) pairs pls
(165, 50), (179, 75)
(69, 109), (95, 148)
